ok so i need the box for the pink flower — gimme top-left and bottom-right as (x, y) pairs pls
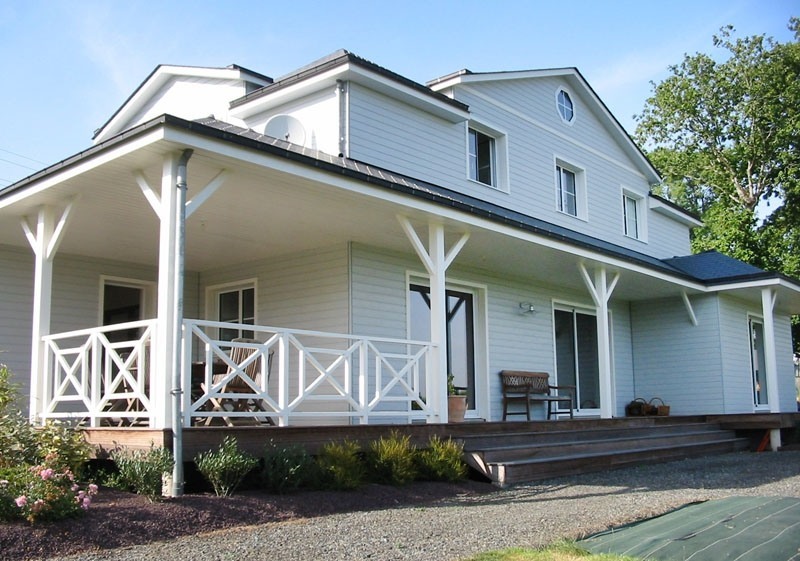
(15, 495), (27, 508)
(81, 497), (91, 510)
(39, 468), (55, 480)
(71, 484), (80, 492)
(88, 484), (99, 495)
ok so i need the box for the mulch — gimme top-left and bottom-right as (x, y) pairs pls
(0, 480), (493, 561)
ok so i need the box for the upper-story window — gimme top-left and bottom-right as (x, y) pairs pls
(556, 89), (575, 124)
(467, 122), (509, 192)
(623, 194), (639, 238)
(468, 128), (496, 186)
(622, 189), (647, 241)
(557, 166), (577, 215)
(555, 159), (586, 219)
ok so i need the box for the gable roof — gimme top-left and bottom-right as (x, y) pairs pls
(228, 50), (469, 123)
(93, 64), (274, 144)
(428, 67), (662, 186)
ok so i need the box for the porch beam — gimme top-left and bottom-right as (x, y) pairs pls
(133, 170), (161, 215)
(153, 154), (180, 430)
(398, 216), (469, 423)
(185, 169), (229, 218)
(579, 263), (619, 419)
(761, 288), (780, 415)
(681, 291), (698, 326)
(21, 204), (73, 421)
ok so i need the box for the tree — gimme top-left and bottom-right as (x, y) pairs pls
(635, 19), (800, 348)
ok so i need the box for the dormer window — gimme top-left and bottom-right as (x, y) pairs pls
(556, 89), (574, 123)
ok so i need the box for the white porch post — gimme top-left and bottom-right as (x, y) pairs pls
(579, 263), (619, 419)
(398, 217), (469, 423)
(21, 203), (73, 422)
(152, 154), (180, 429)
(760, 288), (782, 450)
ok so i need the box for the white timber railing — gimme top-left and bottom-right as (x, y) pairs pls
(40, 320), (156, 427)
(184, 319), (434, 427)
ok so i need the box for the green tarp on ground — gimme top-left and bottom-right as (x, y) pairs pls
(579, 496), (800, 560)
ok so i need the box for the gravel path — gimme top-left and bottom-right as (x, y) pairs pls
(49, 451), (800, 561)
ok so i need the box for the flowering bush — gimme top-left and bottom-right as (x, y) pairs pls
(0, 455), (98, 523)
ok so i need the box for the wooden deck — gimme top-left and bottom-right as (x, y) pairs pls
(82, 413), (800, 486)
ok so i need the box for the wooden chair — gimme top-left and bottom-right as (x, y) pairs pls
(499, 370), (575, 420)
(204, 338), (274, 426)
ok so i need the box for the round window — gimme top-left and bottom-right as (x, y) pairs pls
(557, 89), (574, 123)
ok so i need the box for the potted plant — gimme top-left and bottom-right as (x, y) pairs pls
(447, 373), (467, 423)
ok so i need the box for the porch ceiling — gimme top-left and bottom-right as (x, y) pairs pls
(0, 129), (773, 308)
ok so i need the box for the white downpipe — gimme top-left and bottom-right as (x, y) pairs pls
(171, 149), (192, 497)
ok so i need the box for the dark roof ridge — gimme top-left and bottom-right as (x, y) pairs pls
(229, 50), (468, 112)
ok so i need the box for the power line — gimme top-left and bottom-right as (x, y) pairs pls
(0, 147), (46, 166)
(0, 156), (38, 171)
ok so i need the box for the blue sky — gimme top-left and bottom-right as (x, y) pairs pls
(0, 0), (796, 187)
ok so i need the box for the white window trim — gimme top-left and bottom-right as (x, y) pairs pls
(98, 276), (156, 325)
(465, 120), (510, 193)
(555, 87), (576, 126)
(205, 278), (258, 337)
(621, 186), (648, 243)
(554, 156), (588, 220)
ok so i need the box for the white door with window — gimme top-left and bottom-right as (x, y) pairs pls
(554, 306), (601, 413)
(210, 283), (256, 341)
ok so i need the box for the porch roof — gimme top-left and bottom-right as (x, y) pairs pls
(2, 113), (799, 312)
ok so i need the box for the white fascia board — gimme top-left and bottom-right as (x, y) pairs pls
(230, 63), (469, 123)
(94, 66), (269, 144)
(0, 129), (166, 211)
(429, 68), (576, 91)
(162, 126), (706, 292)
(649, 196), (704, 227)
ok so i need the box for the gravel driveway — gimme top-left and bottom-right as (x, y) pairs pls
(50, 451), (800, 561)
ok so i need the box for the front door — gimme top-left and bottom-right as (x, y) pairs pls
(554, 307), (600, 413)
(750, 318), (768, 407)
(102, 282), (145, 342)
(409, 284), (476, 410)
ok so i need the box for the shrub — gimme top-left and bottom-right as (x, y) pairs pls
(416, 435), (468, 482)
(33, 421), (92, 479)
(260, 440), (315, 494)
(0, 411), (38, 468)
(195, 436), (257, 497)
(110, 445), (174, 502)
(0, 363), (17, 413)
(0, 460), (98, 523)
(315, 440), (365, 490)
(366, 430), (417, 486)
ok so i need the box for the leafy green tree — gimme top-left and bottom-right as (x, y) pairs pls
(636, 18), (800, 349)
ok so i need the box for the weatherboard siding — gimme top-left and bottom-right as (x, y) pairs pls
(630, 295), (725, 414)
(348, 83), (465, 189)
(349, 243), (637, 421)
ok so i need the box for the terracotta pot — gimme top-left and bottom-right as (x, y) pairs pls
(447, 395), (467, 423)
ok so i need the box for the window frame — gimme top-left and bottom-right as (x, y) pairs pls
(555, 88), (576, 125)
(554, 158), (587, 220)
(621, 187), (648, 242)
(206, 279), (258, 342)
(466, 121), (509, 192)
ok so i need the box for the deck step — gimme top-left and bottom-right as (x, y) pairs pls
(461, 419), (751, 487)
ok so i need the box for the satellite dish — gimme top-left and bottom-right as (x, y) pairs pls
(264, 114), (306, 145)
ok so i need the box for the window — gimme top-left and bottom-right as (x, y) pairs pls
(468, 128), (495, 186)
(623, 194), (639, 238)
(557, 165), (578, 216)
(557, 89), (574, 123)
(216, 284), (255, 341)
(621, 189), (647, 241)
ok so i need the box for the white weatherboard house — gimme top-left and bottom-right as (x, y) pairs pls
(1, 51), (799, 437)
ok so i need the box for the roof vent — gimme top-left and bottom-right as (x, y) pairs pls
(264, 114), (306, 145)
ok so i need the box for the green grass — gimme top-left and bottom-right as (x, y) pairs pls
(462, 541), (638, 561)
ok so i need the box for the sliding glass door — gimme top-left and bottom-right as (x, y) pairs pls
(554, 307), (600, 412)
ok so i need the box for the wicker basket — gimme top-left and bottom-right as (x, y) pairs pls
(625, 397), (652, 416)
(649, 397), (670, 416)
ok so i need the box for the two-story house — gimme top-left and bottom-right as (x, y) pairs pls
(1, 50), (798, 438)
